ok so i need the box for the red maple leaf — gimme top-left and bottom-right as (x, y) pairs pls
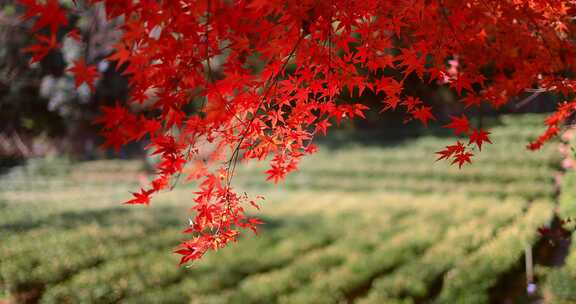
(246, 217), (265, 234)
(451, 73), (473, 96)
(265, 165), (286, 183)
(402, 96), (423, 111)
(315, 119), (331, 135)
(124, 188), (154, 205)
(443, 115), (470, 135)
(21, 0), (68, 34)
(23, 34), (60, 64)
(452, 151), (474, 168)
(381, 96), (400, 111)
(468, 128), (492, 151)
(108, 43), (132, 68)
(411, 106), (436, 127)
(462, 95), (482, 108)
(435, 141), (465, 161)
(175, 239), (206, 265)
(67, 59), (100, 92)
(95, 103), (128, 129)
(66, 29), (82, 42)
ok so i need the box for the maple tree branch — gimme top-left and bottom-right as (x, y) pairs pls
(203, 0), (247, 127)
(514, 88), (557, 110)
(514, 91), (542, 110)
(195, 3), (306, 239)
(169, 0), (216, 191)
(477, 0), (565, 75)
(224, 32), (305, 189)
(438, 1), (466, 53)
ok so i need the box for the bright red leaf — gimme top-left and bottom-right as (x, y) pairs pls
(124, 188), (154, 205)
(411, 106), (436, 127)
(20, 0), (67, 34)
(23, 34), (60, 64)
(67, 59), (100, 92)
(452, 151), (474, 168)
(443, 115), (470, 135)
(468, 128), (492, 151)
(435, 141), (465, 161)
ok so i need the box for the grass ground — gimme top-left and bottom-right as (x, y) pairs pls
(0, 114), (570, 304)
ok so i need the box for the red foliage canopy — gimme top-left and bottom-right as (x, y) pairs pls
(19, 0), (576, 265)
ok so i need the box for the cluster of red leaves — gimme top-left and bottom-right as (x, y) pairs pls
(528, 101), (576, 150)
(20, 0), (101, 88)
(18, 0), (576, 265)
(436, 115), (492, 168)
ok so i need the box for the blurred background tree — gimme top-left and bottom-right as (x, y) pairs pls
(0, 0), (129, 161)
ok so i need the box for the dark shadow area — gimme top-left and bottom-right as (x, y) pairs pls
(0, 156), (25, 175)
(316, 115), (507, 151)
(534, 215), (572, 268)
(488, 254), (540, 304)
(413, 272), (446, 304)
(1, 206), (130, 232)
(10, 282), (44, 304)
(1, 205), (186, 233)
